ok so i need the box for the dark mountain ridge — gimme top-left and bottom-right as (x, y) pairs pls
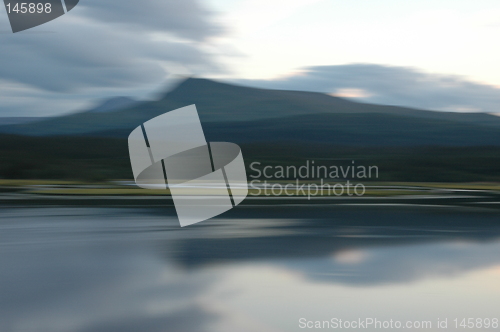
(1, 78), (499, 145)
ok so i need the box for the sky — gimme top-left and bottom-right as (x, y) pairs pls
(1, 0), (500, 116)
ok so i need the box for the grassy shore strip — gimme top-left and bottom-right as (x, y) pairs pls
(0, 180), (89, 186)
(25, 188), (443, 197)
(1, 179), (499, 190)
(26, 188), (172, 196)
(386, 182), (500, 190)
(1, 180), (500, 196)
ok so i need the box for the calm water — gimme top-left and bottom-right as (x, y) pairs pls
(0, 205), (499, 332)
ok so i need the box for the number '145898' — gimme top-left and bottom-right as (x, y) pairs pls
(6, 3), (52, 14)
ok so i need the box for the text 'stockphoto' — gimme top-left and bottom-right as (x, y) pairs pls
(128, 105), (248, 227)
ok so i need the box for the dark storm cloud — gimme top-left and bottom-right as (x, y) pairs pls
(232, 64), (500, 113)
(0, 0), (224, 92)
(0, 22), (216, 92)
(0, 0), (225, 116)
(79, 0), (224, 41)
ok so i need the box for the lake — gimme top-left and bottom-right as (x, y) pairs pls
(0, 204), (499, 331)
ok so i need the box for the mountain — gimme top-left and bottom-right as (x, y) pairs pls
(87, 97), (138, 113)
(1, 79), (500, 181)
(0, 117), (41, 126)
(205, 112), (500, 146)
(83, 112), (500, 147)
(1, 78), (500, 141)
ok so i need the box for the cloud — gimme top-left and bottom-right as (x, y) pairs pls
(231, 64), (500, 113)
(288, 240), (500, 286)
(80, 0), (224, 41)
(0, 0), (225, 116)
(0, 19), (218, 92)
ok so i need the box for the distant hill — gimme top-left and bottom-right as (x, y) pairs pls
(88, 112), (500, 147)
(205, 112), (500, 147)
(1, 78), (500, 145)
(87, 97), (138, 113)
(2, 79), (499, 181)
(0, 117), (41, 126)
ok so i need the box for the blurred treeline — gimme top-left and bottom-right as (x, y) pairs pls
(1, 134), (499, 182)
(0, 134), (131, 181)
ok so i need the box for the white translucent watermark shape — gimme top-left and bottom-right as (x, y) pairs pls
(128, 105), (248, 227)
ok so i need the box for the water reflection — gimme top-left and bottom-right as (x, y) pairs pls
(0, 205), (499, 331)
